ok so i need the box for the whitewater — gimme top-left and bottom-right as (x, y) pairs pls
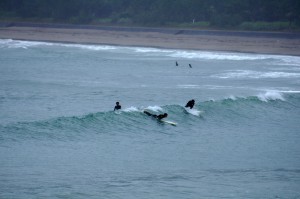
(0, 39), (300, 198)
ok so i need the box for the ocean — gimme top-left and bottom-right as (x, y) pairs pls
(0, 39), (300, 198)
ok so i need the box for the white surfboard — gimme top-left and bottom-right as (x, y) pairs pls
(161, 120), (177, 126)
(114, 110), (121, 115)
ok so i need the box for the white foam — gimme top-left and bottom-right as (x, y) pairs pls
(145, 106), (163, 112)
(132, 47), (174, 53)
(2, 39), (299, 66)
(269, 67), (300, 71)
(123, 106), (139, 112)
(132, 47), (300, 66)
(0, 39), (47, 49)
(0, 39), (116, 51)
(177, 84), (201, 89)
(257, 91), (285, 102)
(280, 90), (300, 93)
(128, 47), (300, 65)
(60, 43), (116, 51)
(141, 48), (300, 66)
(169, 51), (273, 60)
(262, 72), (300, 78)
(169, 50), (300, 66)
(273, 56), (300, 67)
(228, 95), (237, 100)
(185, 108), (202, 116)
(214, 70), (300, 79)
(1, 39), (298, 60)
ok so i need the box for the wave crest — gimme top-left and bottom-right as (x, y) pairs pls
(213, 70), (300, 79)
(1, 92), (298, 142)
(257, 91), (285, 102)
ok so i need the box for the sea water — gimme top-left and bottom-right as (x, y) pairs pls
(0, 39), (300, 198)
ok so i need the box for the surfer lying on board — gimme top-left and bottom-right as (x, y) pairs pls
(144, 110), (168, 120)
(114, 102), (121, 111)
(185, 99), (195, 109)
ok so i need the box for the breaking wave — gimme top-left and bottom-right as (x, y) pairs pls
(1, 39), (300, 65)
(213, 70), (300, 79)
(1, 92), (298, 142)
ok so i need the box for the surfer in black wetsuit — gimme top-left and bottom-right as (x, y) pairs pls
(185, 99), (195, 109)
(144, 110), (168, 120)
(114, 102), (121, 111)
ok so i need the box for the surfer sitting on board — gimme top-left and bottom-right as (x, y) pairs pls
(144, 110), (168, 120)
(114, 102), (121, 111)
(185, 99), (195, 109)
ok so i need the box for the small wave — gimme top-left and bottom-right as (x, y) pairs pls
(169, 51), (274, 60)
(215, 91), (285, 102)
(134, 48), (300, 66)
(0, 39), (116, 51)
(132, 47), (174, 54)
(213, 70), (300, 79)
(0, 39), (46, 49)
(177, 84), (201, 89)
(201, 91), (286, 103)
(61, 43), (117, 51)
(273, 56), (300, 67)
(169, 50), (300, 66)
(280, 90), (300, 93)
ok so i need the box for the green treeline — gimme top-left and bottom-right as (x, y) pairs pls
(1, 0), (299, 30)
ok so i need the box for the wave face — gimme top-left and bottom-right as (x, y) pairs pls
(1, 93), (299, 142)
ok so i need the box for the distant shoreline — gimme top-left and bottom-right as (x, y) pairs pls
(1, 22), (300, 56)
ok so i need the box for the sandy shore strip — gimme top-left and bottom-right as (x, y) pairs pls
(1, 24), (300, 56)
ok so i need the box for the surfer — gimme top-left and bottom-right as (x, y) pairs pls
(189, 64), (192, 68)
(176, 61), (179, 66)
(144, 110), (168, 120)
(114, 102), (121, 111)
(185, 99), (195, 109)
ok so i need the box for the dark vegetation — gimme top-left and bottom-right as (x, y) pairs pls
(0, 0), (299, 31)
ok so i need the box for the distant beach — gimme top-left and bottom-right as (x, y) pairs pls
(1, 23), (300, 56)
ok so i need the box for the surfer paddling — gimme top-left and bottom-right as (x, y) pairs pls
(114, 102), (121, 111)
(144, 110), (168, 120)
(185, 99), (195, 109)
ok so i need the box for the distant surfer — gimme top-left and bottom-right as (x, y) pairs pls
(114, 102), (121, 111)
(185, 99), (195, 109)
(189, 64), (192, 68)
(144, 110), (168, 120)
(176, 61), (179, 66)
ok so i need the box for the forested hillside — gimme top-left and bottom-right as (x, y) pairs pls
(1, 0), (299, 31)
